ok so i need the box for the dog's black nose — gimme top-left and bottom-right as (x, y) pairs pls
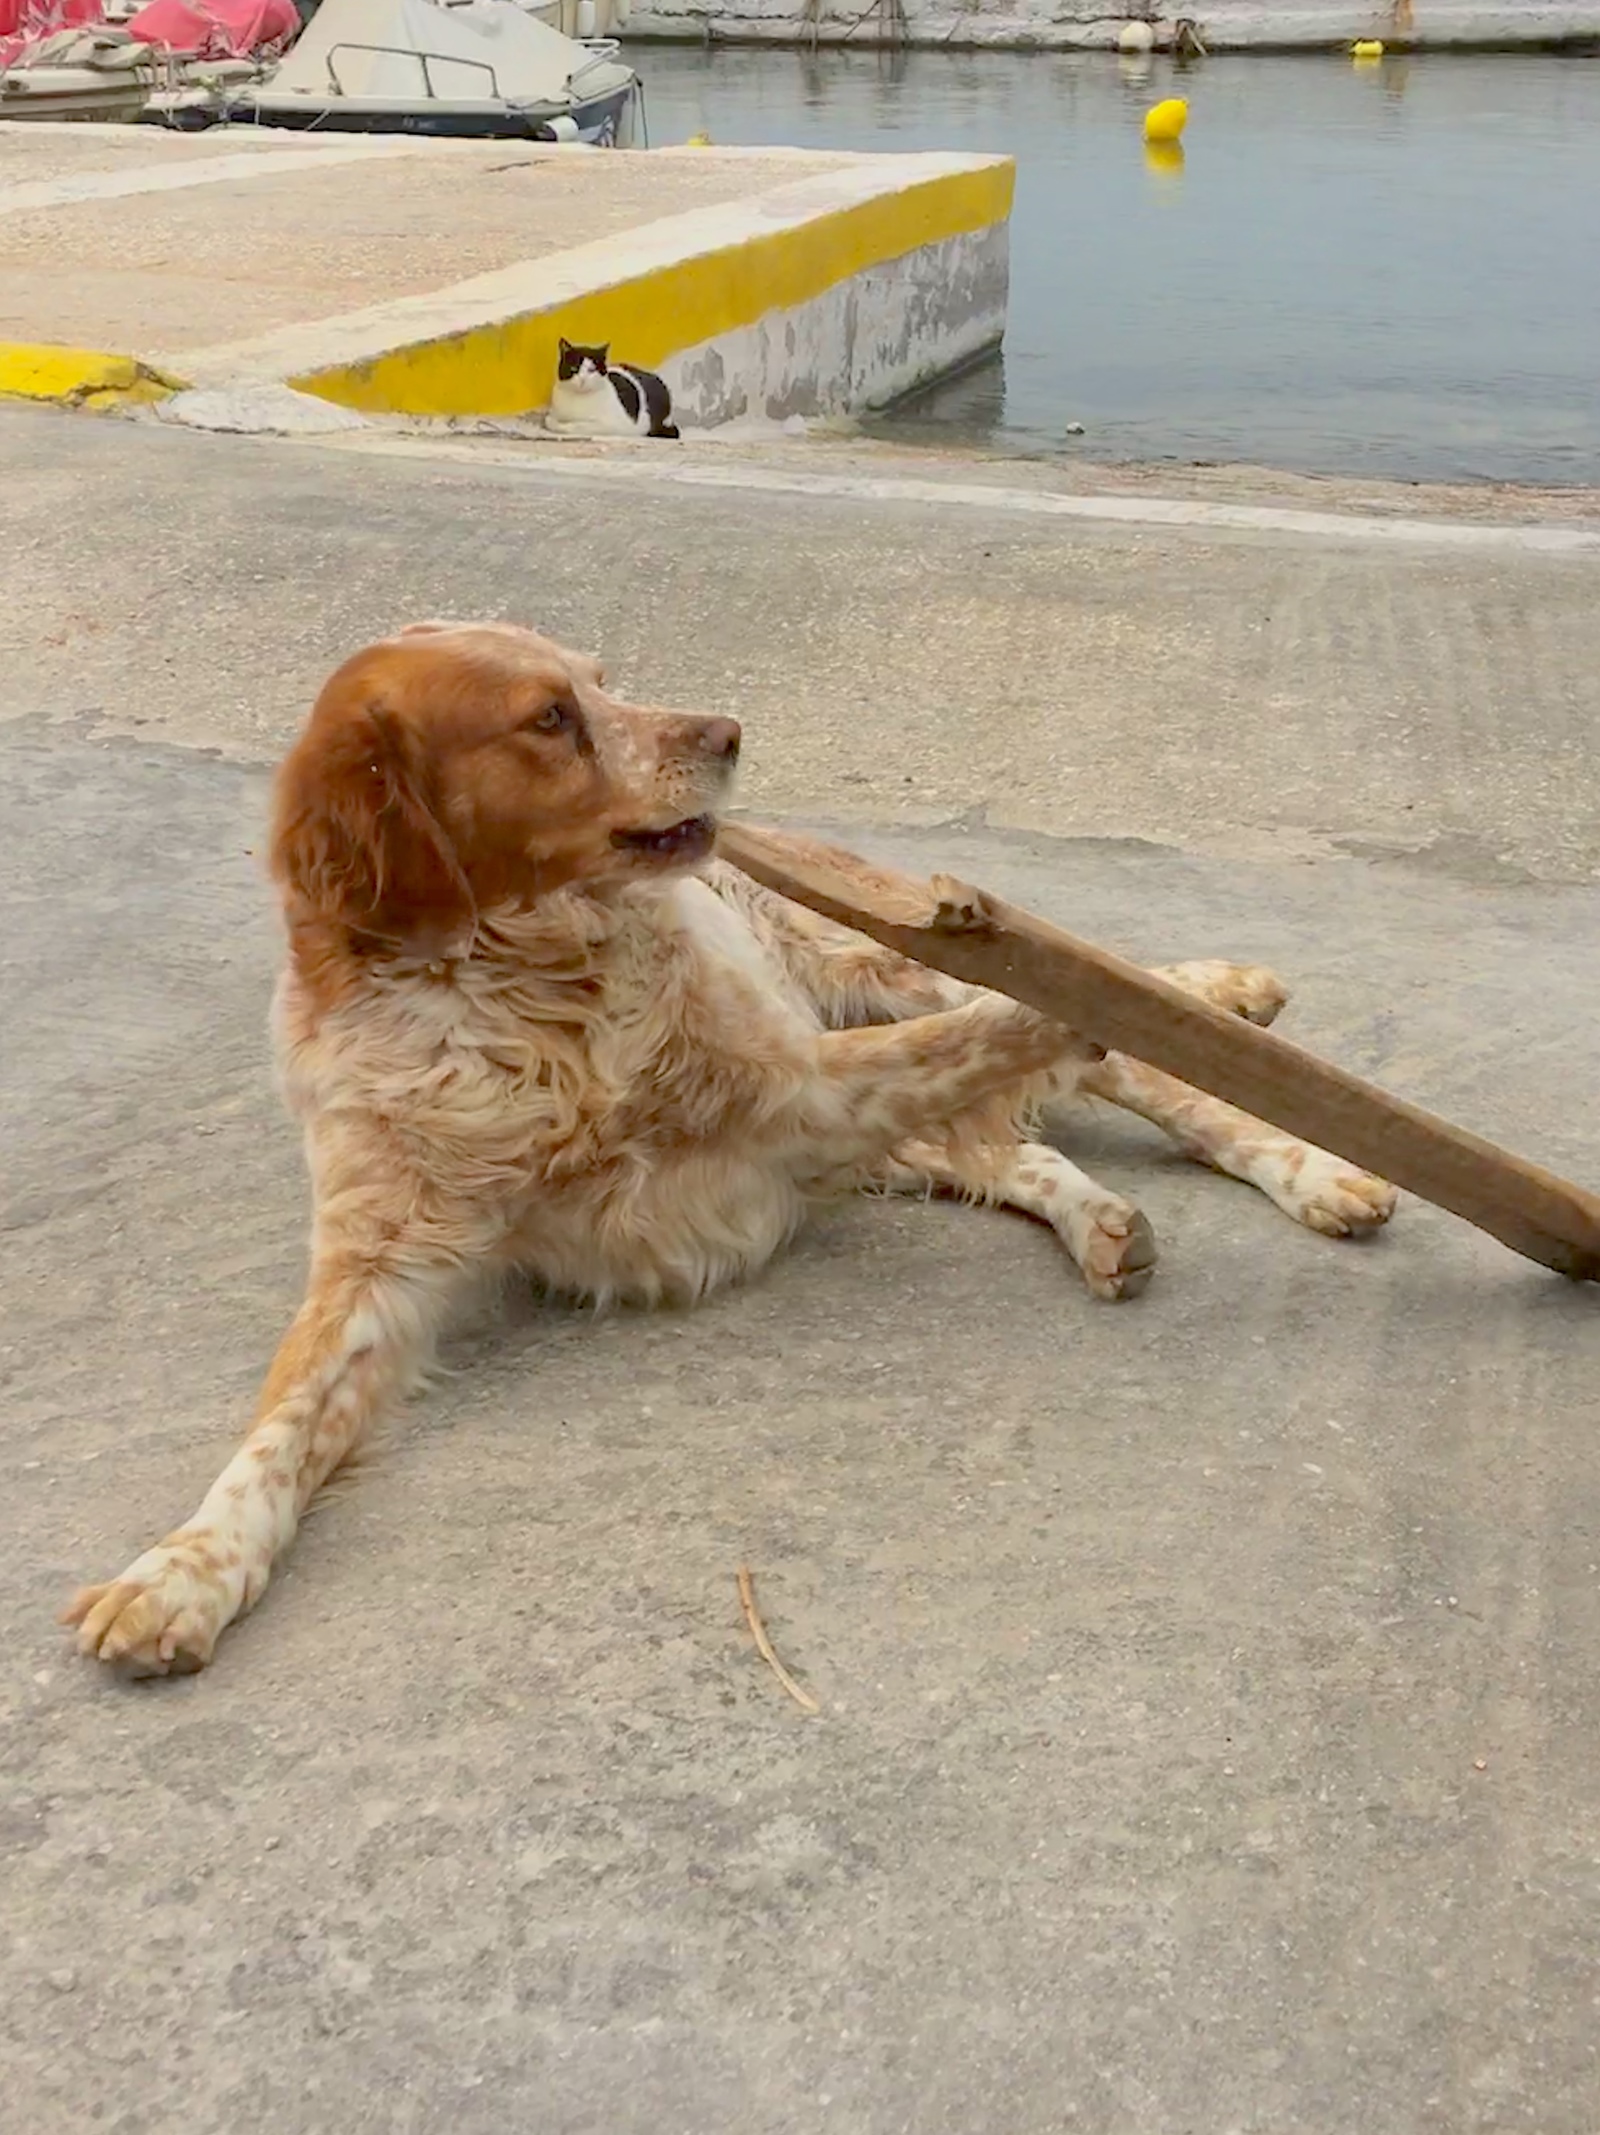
(699, 717), (742, 760)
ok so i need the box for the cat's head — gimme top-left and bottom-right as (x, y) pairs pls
(556, 339), (609, 391)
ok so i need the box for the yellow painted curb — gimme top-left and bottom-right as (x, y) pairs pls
(294, 159), (1016, 420)
(0, 342), (187, 411)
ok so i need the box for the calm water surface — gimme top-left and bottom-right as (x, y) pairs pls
(637, 47), (1600, 482)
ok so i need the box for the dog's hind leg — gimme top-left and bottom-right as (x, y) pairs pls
(1085, 960), (1395, 1238)
(881, 1136), (1157, 1301)
(1083, 1051), (1397, 1238)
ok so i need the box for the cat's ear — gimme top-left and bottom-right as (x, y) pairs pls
(595, 344), (609, 363)
(557, 337), (572, 358)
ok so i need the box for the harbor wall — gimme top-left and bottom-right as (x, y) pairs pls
(608, 1), (1600, 50)
(273, 153), (1014, 427)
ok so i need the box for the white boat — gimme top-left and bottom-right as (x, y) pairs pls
(223, 0), (640, 143)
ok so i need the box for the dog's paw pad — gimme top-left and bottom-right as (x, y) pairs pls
(927, 874), (994, 935)
(1068, 1199), (1158, 1301)
(1156, 960), (1289, 1026)
(1281, 1156), (1398, 1238)
(62, 1544), (235, 1678)
(1225, 964), (1290, 1027)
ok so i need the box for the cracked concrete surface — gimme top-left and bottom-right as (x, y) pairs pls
(3, 407), (1598, 2134)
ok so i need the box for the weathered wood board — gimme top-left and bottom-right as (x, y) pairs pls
(717, 822), (1600, 1283)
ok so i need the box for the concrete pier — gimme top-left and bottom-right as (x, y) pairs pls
(0, 123), (1014, 425)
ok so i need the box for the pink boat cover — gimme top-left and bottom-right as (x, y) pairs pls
(1, 0), (297, 64)
(1, 0), (108, 67)
(125, 0), (299, 58)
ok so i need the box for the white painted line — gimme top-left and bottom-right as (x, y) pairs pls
(329, 435), (1600, 557)
(0, 139), (414, 219)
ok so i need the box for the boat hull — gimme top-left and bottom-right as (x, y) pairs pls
(0, 68), (152, 120)
(224, 75), (631, 138)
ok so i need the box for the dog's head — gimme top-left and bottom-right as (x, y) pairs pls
(271, 621), (740, 953)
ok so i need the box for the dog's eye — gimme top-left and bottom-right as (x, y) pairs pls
(523, 703), (570, 735)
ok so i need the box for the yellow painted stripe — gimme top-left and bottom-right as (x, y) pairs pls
(294, 160), (1014, 420)
(0, 341), (185, 409)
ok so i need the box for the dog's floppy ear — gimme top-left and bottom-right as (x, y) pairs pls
(271, 702), (474, 954)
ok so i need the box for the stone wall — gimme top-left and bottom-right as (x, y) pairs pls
(666, 217), (1008, 425)
(615, 0), (1600, 51)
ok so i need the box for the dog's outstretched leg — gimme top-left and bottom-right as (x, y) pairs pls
(1086, 959), (1396, 1237)
(64, 1212), (463, 1677)
(881, 1136), (1158, 1301)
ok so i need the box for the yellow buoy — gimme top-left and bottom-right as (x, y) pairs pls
(1351, 39), (1384, 57)
(1143, 97), (1188, 144)
(686, 129), (712, 146)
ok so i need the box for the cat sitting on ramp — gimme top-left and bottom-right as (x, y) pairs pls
(546, 340), (681, 440)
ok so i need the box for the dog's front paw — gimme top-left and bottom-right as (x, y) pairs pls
(1062, 1193), (1159, 1301)
(62, 1533), (242, 1678)
(1273, 1151), (1398, 1238)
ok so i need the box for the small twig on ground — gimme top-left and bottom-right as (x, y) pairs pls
(737, 1565), (820, 1714)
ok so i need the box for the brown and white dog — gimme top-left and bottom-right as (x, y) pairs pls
(64, 622), (1396, 1677)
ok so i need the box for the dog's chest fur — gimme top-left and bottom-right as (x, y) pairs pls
(274, 875), (828, 1301)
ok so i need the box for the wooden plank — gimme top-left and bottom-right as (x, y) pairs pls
(717, 822), (1600, 1284)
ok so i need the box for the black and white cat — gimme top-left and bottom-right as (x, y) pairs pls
(546, 339), (681, 440)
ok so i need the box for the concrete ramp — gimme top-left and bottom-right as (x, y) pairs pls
(0, 124), (1014, 427)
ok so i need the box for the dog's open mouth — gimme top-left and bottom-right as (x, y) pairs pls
(613, 813), (717, 862)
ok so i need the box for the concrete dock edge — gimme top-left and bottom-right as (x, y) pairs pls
(172, 153), (1016, 427)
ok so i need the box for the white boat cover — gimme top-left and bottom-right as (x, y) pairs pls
(269, 0), (592, 104)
